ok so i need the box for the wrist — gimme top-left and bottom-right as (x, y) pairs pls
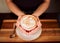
(32, 15), (39, 21)
(32, 14), (39, 17)
(32, 14), (39, 18)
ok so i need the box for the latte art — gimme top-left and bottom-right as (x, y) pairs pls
(20, 15), (37, 30)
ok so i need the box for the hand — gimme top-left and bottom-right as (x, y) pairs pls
(28, 20), (42, 35)
(16, 15), (25, 27)
(26, 15), (41, 35)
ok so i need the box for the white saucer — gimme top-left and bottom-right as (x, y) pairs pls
(16, 27), (42, 41)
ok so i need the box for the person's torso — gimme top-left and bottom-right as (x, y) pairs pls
(12, 0), (44, 14)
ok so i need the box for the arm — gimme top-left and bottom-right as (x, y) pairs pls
(32, 0), (50, 17)
(6, 0), (25, 17)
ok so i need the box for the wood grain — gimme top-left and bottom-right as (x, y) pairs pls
(0, 28), (60, 42)
(1, 19), (59, 29)
(0, 19), (60, 42)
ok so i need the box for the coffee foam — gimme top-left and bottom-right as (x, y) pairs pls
(20, 15), (37, 31)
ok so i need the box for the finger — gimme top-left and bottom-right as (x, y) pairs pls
(28, 20), (42, 35)
(17, 25), (29, 35)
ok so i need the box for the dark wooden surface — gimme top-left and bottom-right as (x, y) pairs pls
(1, 19), (59, 29)
(0, 19), (60, 42)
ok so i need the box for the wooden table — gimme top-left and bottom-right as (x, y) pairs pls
(0, 19), (60, 42)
